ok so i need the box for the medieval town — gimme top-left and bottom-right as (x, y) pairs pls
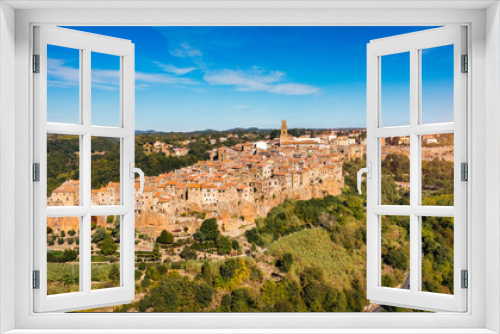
(46, 121), (367, 238)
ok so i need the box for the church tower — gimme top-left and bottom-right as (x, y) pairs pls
(280, 120), (288, 144)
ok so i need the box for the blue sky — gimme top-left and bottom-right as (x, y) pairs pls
(47, 26), (453, 131)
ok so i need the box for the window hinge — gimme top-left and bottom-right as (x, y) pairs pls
(33, 163), (40, 182)
(33, 270), (40, 289)
(461, 270), (468, 289)
(461, 162), (468, 182)
(461, 54), (468, 73)
(33, 54), (40, 73)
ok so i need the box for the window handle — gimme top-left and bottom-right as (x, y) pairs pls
(130, 162), (145, 194)
(357, 162), (371, 195)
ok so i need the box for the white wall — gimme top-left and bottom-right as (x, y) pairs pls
(485, 2), (500, 333)
(0, 2), (16, 333)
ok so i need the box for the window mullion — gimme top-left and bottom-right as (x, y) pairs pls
(81, 47), (92, 294)
(409, 47), (420, 294)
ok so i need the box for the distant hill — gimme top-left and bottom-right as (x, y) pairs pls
(135, 127), (366, 135)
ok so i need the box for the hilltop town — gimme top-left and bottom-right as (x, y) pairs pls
(47, 121), (368, 238)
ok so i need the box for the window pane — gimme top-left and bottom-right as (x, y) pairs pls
(381, 52), (410, 127)
(91, 215), (121, 290)
(91, 137), (121, 206)
(47, 216), (80, 295)
(47, 45), (80, 124)
(381, 215), (410, 289)
(421, 216), (454, 295)
(47, 134), (80, 206)
(91, 52), (121, 127)
(381, 136), (410, 205)
(421, 45), (454, 124)
(421, 134), (454, 206)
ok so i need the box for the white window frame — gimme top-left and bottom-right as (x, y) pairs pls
(0, 1), (499, 333)
(32, 26), (136, 312)
(366, 26), (467, 312)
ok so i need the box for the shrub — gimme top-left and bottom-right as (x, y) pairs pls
(194, 283), (213, 307)
(217, 236), (232, 255)
(141, 277), (151, 288)
(92, 226), (107, 243)
(67, 237), (75, 245)
(108, 263), (120, 283)
(60, 230), (66, 238)
(138, 262), (147, 270)
(57, 237), (64, 245)
(100, 236), (118, 256)
(47, 226), (53, 234)
(277, 253), (294, 273)
(68, 229), (77, 237)
(156, 230), (174, 244)
(180, 247), (197, 260)
(195, 218), (219, 242)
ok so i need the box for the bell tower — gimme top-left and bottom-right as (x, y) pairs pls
(280, 120), (288, 144)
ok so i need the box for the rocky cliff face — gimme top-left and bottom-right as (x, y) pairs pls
(48, 178), (342, 237)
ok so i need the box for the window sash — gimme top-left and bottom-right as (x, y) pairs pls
(32, 26), (136, 313)
(366, 26), (468, 312)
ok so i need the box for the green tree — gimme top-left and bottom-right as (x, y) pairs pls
(100, 236), (118, 256)
(195, 218), (219, 241)
(217, 236), (232, 255)
(180, 247), (197, 260)
(151, 243), (162, 262)
(108, 263), (120, 283)
(68, 229), (76, 237)
(92, 226), (107, 243)
(156, 230), (174, 244)
(277, 253), (294, 273)
(194, 282), (214, 307)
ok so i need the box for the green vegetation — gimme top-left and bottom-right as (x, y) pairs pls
(156, 230), (174, 244)
(46, 133), (453, 313)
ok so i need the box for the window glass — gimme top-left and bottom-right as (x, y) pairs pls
(421, 216), (454, 295)
(381, 215), (410, 289)
(47, 134), (80, 206)
(381, 136), (410, 205)
(47, 216), (80, 295)
(421, 134), (454, 206)
(91, 52), (121, 127)
(91, 215), (121, 290)
(381, 52), (410, 127)
(47, 45), (80, 124)
(421, 45), (454, 124)
(91, 137), (121, 206)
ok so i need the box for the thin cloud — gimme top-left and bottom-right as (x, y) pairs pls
(270, 83), (320, 95)
(170, 43), (202, 58)
(203, 67), (319, 95)
(153, 62), (197, 75)
(234, 105), (250, 109)
(47, 59), (199, 90)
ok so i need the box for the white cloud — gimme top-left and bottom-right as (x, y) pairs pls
(203, 67), (319, 95)
(170, 43), (202, 58)
(204, 68), (284, 92)
(135, 72), (198, 85)
(234, 105), (249, 109)
(269, 83), (320, 95)
(47, 58), (199, 90)
(47, 59), (79, 87)
(153, 62), (197, 75)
